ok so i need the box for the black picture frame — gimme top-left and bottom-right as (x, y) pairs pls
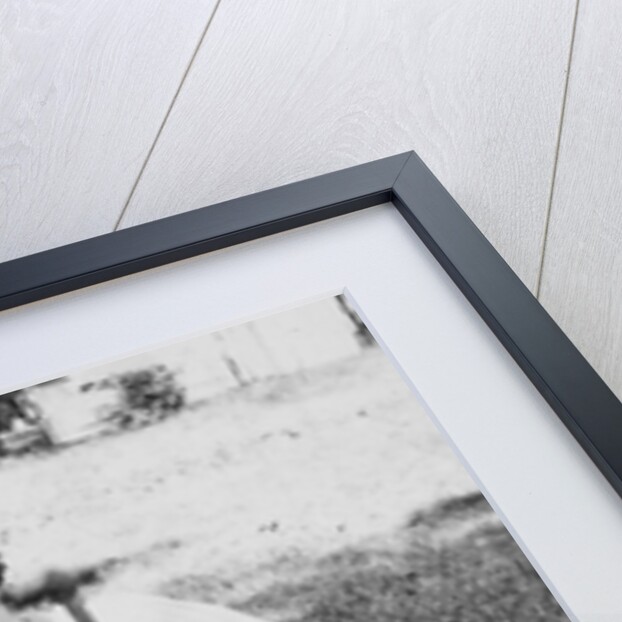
(1, 151), (621, 501)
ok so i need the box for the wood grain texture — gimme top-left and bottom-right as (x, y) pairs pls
(539, 1), (622, 399)
(0, 0), (218, 262)
(119, 0), (576, 290)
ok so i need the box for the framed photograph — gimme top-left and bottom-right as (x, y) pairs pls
(0, 152), (620, 622)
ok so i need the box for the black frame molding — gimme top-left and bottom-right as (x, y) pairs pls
(2, 151), (621, 499)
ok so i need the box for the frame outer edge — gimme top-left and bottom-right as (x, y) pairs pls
(0, 153), (412, 312)
(391, 151), (622, 499)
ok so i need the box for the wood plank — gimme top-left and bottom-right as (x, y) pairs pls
(119, 0), (576, 291)
(538, 1), (622, 399)
(0, 0), (218, 262)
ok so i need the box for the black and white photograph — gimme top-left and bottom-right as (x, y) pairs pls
(0, 297), (567, 622)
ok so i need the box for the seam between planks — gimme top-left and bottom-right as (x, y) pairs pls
(534, 0), (581, 298)
(113, 0), (225, 232)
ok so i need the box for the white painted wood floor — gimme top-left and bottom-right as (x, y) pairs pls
(1, 0), (620, 398)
